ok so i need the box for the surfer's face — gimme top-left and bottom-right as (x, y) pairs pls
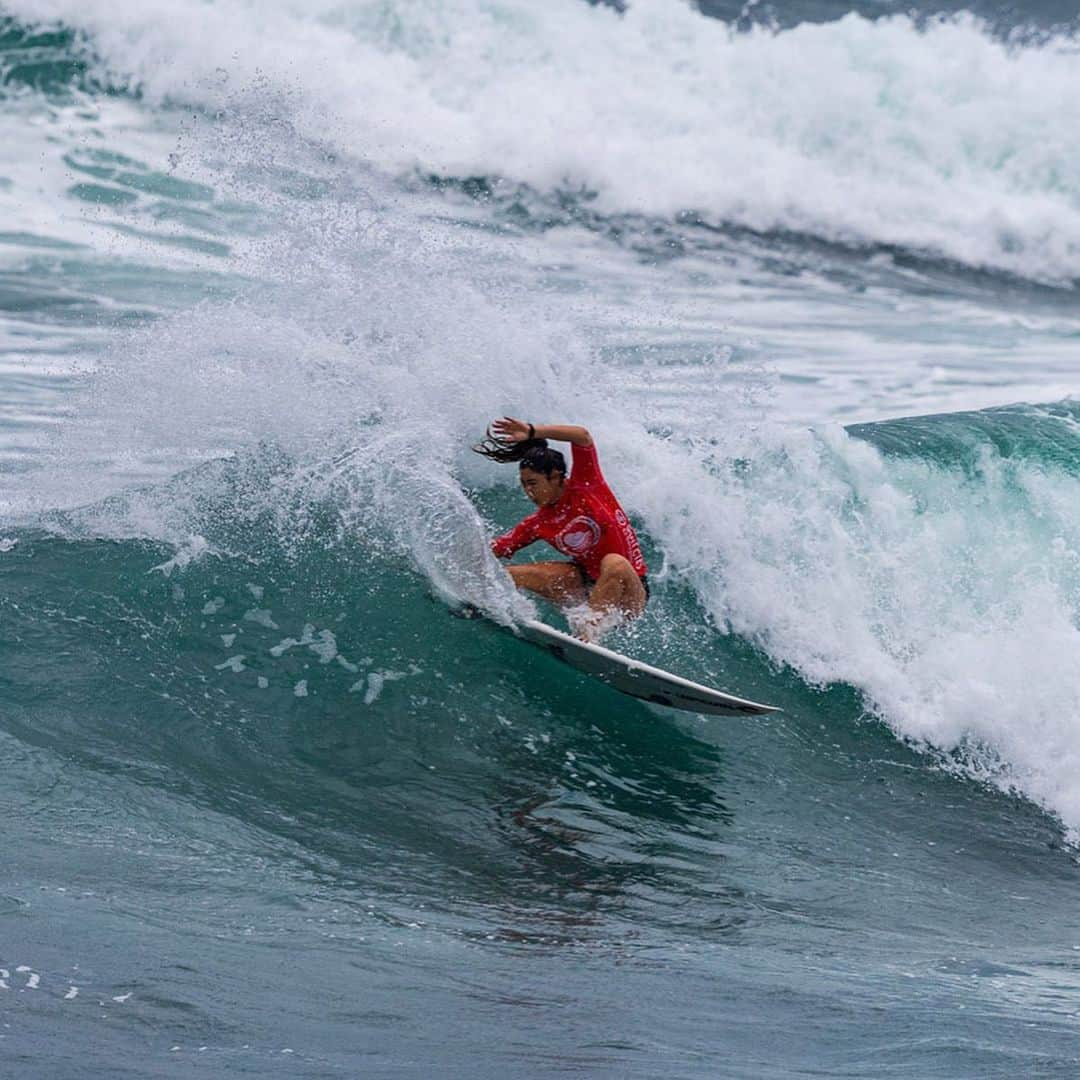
(519, 466), (565, 507)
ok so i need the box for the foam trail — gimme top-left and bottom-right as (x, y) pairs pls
(332, 433), (532, 624)
(8, 0), (1080, 279)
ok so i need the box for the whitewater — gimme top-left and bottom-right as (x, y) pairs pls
(8, 0), (1080, 278)
(2, 1), (1080, 1076)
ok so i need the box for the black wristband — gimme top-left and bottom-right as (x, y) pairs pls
(527, 423), (535, 440)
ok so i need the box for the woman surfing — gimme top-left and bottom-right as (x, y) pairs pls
(473, 418), (649, 641)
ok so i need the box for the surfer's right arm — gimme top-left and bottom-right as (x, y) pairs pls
(486, 417), (604, 487)
(489, 417), (593, 447)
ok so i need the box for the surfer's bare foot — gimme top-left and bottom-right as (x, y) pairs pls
(570, 607), (621, 643)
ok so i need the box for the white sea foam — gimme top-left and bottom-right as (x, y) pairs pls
(628, 412), (1080, 838)
(151, 535), (214, 576)
(8, 0), (1080, 279)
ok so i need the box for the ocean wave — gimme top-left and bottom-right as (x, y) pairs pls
(15, 331), (1080, 842)
(6, 0), (1080, 281)
(669, 402), (1080, 838)
(7, 125), (1080, 840)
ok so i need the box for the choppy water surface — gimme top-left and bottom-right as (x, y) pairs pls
(2, 2), (1080, 1076)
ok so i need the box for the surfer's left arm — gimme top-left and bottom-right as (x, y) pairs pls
(489, 417), (593, 447)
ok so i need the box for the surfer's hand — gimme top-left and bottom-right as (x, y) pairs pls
(490, 416), (532, 443)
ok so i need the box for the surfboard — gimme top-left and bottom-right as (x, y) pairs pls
(514, 617), (779, 717)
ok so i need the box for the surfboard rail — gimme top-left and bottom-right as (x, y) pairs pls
(514, 617), (779, 717)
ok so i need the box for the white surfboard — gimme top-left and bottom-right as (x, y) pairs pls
(514, 617), (779, 717)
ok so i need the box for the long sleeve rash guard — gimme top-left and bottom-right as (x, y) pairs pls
(490, 442), (647, 581)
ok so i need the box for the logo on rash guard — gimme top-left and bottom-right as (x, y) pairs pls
(614, 509), (645, 570)
(557, 516), (601, 555)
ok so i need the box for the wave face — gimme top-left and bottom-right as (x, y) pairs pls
(5, 0), (1080, 281)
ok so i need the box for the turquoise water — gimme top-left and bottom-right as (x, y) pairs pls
(3, 3), (1080, 1076)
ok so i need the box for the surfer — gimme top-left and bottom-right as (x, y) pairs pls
(473, 418), (648, 640)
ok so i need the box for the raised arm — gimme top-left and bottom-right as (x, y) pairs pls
(489, 417), (593, 447)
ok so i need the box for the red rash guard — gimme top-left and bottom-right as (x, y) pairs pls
(491, 442), (647, 581)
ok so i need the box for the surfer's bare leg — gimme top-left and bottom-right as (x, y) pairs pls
(507, 561), (588, 606)
(588, 554), (647, 621)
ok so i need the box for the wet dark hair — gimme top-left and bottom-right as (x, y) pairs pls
(472, 430), (567, 478)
